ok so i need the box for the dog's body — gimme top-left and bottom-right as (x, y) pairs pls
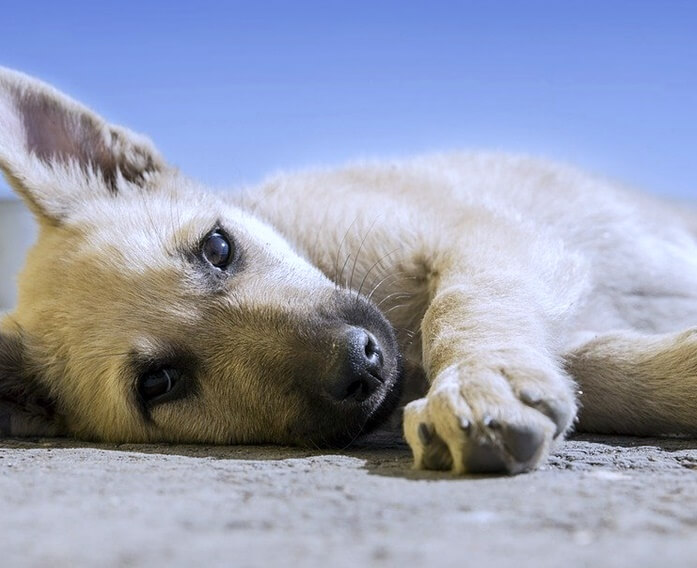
(1, 68), (696, 474)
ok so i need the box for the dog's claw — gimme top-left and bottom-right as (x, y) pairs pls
(538, 399), (571, 438)
(519, 388), (541, 405)
(502, 423), (545, 463)
(483, 415), (500, 430)
(518, 387), (571, 438)
(520, 394), (570, 438)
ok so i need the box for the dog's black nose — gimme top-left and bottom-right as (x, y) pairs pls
(328, 327), (385, 402)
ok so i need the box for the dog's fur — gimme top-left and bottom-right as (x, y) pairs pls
(1, 68), (697, 474)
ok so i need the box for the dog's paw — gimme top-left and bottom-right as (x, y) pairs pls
(403, 363), (576, 475)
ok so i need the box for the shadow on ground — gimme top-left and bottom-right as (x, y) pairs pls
(3, 431), (697, 479)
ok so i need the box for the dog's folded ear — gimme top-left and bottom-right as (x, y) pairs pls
(0, 67), (168, 225)
(0, 329), (66, 438)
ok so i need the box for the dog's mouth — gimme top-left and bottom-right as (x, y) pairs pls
(292, 354), (404, 448)
(332, 351), (404, 446)
(287, 295), (405, 448)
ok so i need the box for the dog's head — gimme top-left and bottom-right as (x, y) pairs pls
(0, 68), (402, 446)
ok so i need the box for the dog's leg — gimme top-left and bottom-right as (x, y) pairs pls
(402, 258), (579, 474)
(566, 328), (697, 435)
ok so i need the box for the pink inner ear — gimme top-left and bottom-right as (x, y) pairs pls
(18, 88), (161, 192)
(22, 91), (118, 181)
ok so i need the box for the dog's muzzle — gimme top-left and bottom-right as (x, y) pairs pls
(325, 326), (386, 403)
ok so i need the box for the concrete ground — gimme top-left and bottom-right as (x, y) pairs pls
(2, 433), (697, 568)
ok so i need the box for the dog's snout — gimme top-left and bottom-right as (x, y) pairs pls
(328, 327), (385, 403)
(362, 332), (383, 370)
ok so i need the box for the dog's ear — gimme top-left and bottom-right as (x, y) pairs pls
(0, 329), (66, 438)
(0, 67), (167, 225)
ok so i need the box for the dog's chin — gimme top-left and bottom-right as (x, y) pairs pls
(357, 365), (404, 436)
(297, 357), (405, 449)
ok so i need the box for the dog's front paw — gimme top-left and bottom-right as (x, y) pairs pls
(403, 363), (576, 475)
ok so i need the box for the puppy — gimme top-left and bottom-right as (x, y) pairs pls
(1, 68), (696, 474)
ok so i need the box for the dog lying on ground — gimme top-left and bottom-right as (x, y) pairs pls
(1, 68), (696, 475)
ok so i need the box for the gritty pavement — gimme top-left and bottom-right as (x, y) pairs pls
(2, 434), (697, 568)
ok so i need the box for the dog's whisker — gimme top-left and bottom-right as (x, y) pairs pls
(395, 327), (416, 339)
(382, 303), (412, 316)
(355, 247), (402, 300)
(375, 291), (416, 310)
(338, 422), (366, 451)
(311, 204), (333, 264)
(365, 272), (417, 303)
(348, 215), (381, 297)
(338, 253), (353, 290)
(333, 215), (359, 284)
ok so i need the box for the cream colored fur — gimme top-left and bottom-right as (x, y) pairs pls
(1, 67), (697, 474)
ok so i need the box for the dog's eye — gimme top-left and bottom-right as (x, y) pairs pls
(139, 367), (179, 401)
(202, 231), (233, 269)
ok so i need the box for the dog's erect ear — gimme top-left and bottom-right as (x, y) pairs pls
(0, 330), (66, 438)
(0, 67), (167, 224)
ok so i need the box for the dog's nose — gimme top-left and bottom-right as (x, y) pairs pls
(327, 327), (385, 402)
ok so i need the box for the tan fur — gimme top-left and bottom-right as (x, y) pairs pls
(1, 67), (697, 474)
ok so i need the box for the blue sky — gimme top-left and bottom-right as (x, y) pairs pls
(1, 0), (696, 199)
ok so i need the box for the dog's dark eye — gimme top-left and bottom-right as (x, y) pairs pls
(139, 367), (179, 401)
(202, 231), (233, 268)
